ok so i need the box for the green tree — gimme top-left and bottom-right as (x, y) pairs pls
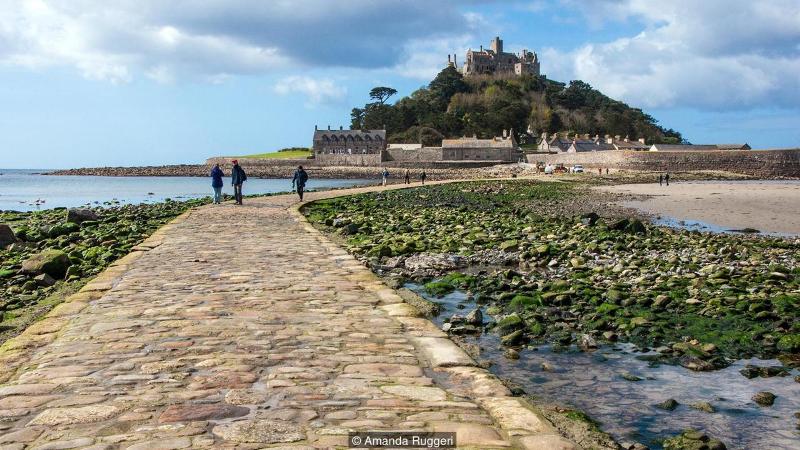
(369, 87), (398, 105)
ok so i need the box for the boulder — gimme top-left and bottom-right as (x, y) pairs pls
(0, 224), (18, 248)
(66, 208), (98, 224)
(752, 391), (775, 407)
(580, 212), (600, 226)
(34, 273), (57, 287)
(21, 250), (71, 278)
(465, 308), (483, 325)
(656, 398), (679, 411)
(579, 334), (598, 350)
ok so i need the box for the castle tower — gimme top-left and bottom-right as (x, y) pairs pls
(490, 36), (503, 54)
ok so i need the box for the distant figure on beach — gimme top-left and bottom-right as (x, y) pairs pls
(292, 165), (309, 201)
(420, 170), (427, 185)
(598, 168), (602, 175)
(382, 168), (390, 186)
(404, 169), (411, 184)
(231, 160), (247, 205)
(210, 163), (224, 204)
(665, 172), (670, 186)
(659, 174), (663, 186)
(606, 168), (609, 175)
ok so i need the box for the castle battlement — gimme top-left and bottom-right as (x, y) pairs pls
(452, 36), (540, 77)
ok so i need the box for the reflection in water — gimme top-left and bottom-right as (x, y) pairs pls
(408, 284), (800, 450)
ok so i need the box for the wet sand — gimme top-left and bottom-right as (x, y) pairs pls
(601, 181), (800, 235)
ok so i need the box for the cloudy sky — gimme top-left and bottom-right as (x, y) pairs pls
(1, 0), (798, 168)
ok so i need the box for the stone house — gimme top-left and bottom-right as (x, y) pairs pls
(312, 126), (386, 155)
(440, 129), (520, 161)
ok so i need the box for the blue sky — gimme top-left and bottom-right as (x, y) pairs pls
(1, 0), (798, 169)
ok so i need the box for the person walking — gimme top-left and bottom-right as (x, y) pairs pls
(292, 165), (309, 201)
(659, 174), (663, 186)
(231, 160), (247, 205)
(381, 168), (390, 186)
(404, 169), (411, 185)
(210, 163), (224, 204)
(665, 172), (670, 186)
(420, 170), (427, 185)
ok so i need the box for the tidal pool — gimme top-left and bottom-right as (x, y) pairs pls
(408, 284), (800, 450)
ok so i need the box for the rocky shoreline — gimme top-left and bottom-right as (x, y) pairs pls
(302, 179), (800, 448)
(46, 163), (483, 180)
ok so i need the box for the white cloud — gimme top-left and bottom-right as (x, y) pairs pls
(546, 0), (800, 109)
(274, 76), (347, 107)
(0, 0), (485, 83)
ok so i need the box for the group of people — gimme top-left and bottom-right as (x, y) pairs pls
(209, 160), (309, 204)
(382, 168), (427, 186)
(210, 162), (433, 204)
(658, 173), (671, 186)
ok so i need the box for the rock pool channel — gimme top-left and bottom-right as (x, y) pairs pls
(407, 283), (800, 449)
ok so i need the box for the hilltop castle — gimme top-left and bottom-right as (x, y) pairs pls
(448, 36), (540, 77)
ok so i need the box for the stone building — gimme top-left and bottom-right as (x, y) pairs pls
(460, 36), (540, 77)
(312, 126), (386, 155)
(440, 129), (520, 161)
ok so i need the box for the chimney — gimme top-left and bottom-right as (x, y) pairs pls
(314, 124), (318, 131)
(638, 138), (646, 144)
(327, 125), (331, 130)
(340, 125), (343, 130)
(480, 45), (483, 52)
(503, 129), (507, 138)
(448, 54), (451, 63)
(454, 54), (457, 66)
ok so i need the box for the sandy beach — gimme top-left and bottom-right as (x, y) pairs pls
(601, 181), (800, 235)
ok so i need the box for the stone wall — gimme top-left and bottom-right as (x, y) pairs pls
(529, 149), (800, 178)
(313, 153), (384, 167)
(385, 147), (444, 162)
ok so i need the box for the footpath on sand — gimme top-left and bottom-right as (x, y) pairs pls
(0, 182), (576, 449)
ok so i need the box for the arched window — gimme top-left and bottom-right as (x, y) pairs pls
(322, 135), (329, 142)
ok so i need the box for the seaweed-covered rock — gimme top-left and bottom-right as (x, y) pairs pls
(66, 208), (99, 224)
(752, 391), (776, 407)
(656, 398), (679, 411)
(663, 429), (726, 450)
(21, 249), (71, 278)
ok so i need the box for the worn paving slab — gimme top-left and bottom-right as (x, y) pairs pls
(0, 183), (575, 449)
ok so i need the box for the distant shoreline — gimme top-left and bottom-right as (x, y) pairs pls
(601, 180), (800, 235)
(44, 163), (485, 180)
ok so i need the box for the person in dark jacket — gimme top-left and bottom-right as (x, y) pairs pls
(292, 165), (309, 201)
(210, 164), (224, 204)
(231, 160), (247, 205)
(404, 169), (411, 184)
(420, 170), (427, 185)
(665, 172), (670, 186)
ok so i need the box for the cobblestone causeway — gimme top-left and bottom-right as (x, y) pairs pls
(0, 184), (576, 449)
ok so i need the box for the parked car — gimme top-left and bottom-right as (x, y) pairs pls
(573, 165), (584, 173)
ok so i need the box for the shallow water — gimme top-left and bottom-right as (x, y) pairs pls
(0, 169), (373, 211)
(408, 284), (800, 450)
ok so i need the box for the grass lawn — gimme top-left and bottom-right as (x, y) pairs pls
(234, 149), (312, 159)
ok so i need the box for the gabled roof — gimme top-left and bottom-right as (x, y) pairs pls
(314, 129), (386, 141)
(569, 141), (614, 152)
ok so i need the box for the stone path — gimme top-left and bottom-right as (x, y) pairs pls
(0, 185), (575, 449)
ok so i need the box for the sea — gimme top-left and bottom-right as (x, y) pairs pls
(0, 169), (374, 212)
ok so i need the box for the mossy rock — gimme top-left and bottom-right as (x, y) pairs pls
(424, 281), (454, 297)
(495, 313), (524, 334)
(777, 334), (800, 353)
(500, 329), (525, 346)
(499, 240), (519, 251)
(21, 250), (70, 279)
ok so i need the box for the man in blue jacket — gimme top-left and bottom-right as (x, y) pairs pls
(292, 165), (309, 201)
(231, 160), (247, 205)
(210, 163), (224, 204)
